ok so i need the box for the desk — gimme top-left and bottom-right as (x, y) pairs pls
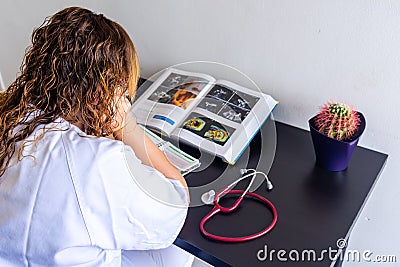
(174, 120), (387, 267)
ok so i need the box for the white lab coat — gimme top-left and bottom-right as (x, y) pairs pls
(0, 117), (191, 266)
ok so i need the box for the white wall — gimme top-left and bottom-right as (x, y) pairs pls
(119, 0), (400, 153)
(1, 0), (399, 265)
(0, 0), (120, 85)
(2, 1), (398, 153)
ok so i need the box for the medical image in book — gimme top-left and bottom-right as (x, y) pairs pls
(183, 117), (206, 131)
(197, 84), (235, 115)
(234, 90), (260, 109)
(148, 86), (198, 109)
(160, 73), (188, 88)
(198, 84), (260, 122)
(204, 125), (229, 143)
(197, 96), (225, 114)
(182, 112), (235, 145)
(148, 73), (209, 109)
(205, 84), (235, 102)
(220, 91), (260, 122)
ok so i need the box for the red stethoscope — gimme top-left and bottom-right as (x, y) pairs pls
(200, 169), (278, 242)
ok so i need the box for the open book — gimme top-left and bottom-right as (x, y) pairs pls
(131, 68), (278, 164)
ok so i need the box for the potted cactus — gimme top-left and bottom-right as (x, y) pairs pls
(308, 102), (366, 171)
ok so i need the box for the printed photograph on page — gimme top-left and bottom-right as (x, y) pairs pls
(197, 84), (260, 122)
(181, 112), (236, 146)
(147, 72), (209, 110)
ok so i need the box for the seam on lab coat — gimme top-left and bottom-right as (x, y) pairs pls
(23, 161), (45, 266)
(60, 131), (93, 245)
(97, 160), (118, 248)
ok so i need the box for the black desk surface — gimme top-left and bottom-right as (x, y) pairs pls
(135, 78), (387, 266)
(174, 121), (387, 267)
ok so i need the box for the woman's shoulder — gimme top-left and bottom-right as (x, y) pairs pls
(61, 122), (128, 162)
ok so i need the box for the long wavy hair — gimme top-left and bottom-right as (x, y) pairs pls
(0, 7), (139, 176)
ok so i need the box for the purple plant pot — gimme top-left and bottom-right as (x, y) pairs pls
(308, 112), (366, 171)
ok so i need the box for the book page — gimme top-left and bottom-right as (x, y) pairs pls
(171, 80), (277, 163)
(131, 68), (215, 135)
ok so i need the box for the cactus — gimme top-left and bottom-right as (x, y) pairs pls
(314, 102), (360, 141)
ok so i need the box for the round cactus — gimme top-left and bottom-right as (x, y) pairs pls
(314, 102), (360, 141)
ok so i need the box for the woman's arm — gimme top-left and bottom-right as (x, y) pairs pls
(112, 97), (189, 194)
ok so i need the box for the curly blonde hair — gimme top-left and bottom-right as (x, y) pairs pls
(0, 7), (139, 176)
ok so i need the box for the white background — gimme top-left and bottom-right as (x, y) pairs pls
(1, 1), (399, 265)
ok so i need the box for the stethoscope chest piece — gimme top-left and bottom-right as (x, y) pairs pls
(199, 169), (278, 242)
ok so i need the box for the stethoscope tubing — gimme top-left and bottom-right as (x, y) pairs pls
(199, 189), (278, 242)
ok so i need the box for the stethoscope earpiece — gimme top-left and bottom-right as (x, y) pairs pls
(241, 168), (274, 191)
(266, 178), (273, 190)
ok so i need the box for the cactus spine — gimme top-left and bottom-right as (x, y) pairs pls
(314, 103), (360, 141)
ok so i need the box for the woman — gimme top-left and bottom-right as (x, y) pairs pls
(0, 7), (193, 267)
